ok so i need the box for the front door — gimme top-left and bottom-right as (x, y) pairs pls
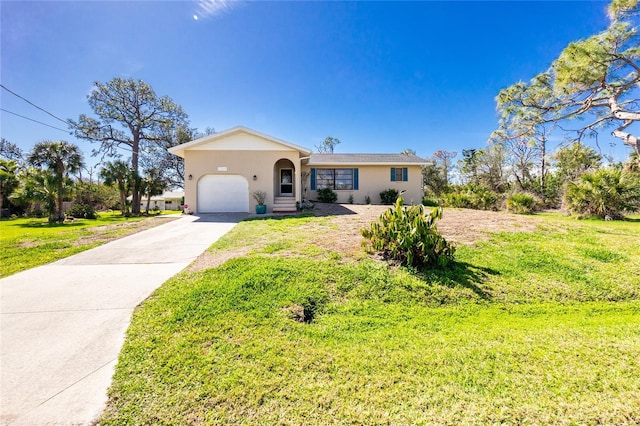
(280, 169), (293, 196)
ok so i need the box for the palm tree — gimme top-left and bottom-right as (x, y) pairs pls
(27, 141), (84, 223)
(100, 160), (132, 215)
(0, 159), (19, 215)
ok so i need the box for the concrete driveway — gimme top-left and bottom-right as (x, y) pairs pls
(0, 214), (245, 425)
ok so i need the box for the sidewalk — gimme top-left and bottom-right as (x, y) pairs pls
(0, 214), (244, 425)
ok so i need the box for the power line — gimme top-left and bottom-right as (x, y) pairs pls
(0, 84), (70, 125)
(0, 108), (71, 134)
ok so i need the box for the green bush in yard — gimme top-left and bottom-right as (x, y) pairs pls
(442, 184), (499, 210)
(317, 187), (338, 203)
(380, 188), (399, 205)
(361, 196), (455, 268)
(506, 193), (537, 214)
(66, 203), (98, 219)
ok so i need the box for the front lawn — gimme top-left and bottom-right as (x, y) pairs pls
(100, 211), (640, 425)
(0, 212), (176, 277)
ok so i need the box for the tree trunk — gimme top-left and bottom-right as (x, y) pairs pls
(119, 190), (127, 216)
(56, 179), (65, 222)
(540, 136), (546, 195)
(131, 136), (141, 215)
(145, 193), (151, 214)
(0, 191), (4, 215)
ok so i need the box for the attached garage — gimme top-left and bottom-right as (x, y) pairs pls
(197, 174), (249, 213)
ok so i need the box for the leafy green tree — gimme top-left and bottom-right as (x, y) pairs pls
(0, 138), (23, 162)
(458, 143), (508, 192)
(422, 161), (448, 196)
(0, 159), (19, 214)
(459, 148), (481, 186)
(565, 168), (640, 219)
(315, 136), (341, 153)
(552, 142), (602, 183)
(73, 181), (119, 211)
(72, 78), (189, 214)
(100, 160), (132, 215)
(27, 141), (83, 222)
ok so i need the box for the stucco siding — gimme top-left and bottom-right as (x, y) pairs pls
(184, 149), (302, 213)
(303, 164), (423, 205)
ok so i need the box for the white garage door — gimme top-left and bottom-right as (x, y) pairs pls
(197, 174), (249, 213)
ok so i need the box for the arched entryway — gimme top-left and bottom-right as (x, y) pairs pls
(274, 159), (295, 197)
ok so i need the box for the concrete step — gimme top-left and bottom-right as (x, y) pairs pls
(272, 197), (297, 213)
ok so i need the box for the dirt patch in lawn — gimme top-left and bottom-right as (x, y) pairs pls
(73, 216), (179, 246)
(308, 203), (542, 257)
(189, 204), (543, 271)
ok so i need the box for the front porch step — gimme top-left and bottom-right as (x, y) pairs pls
(272, 197), (297, 213)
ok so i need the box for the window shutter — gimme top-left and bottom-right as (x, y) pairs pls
(310, 168), (316, 190)
(390, 168), (396, 182)
(403, 167), (408, 182)
(353, 168), (359, 190)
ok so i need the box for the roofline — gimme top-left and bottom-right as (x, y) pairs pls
(305, 161), (429, 166)
(168, 126), (312, 157)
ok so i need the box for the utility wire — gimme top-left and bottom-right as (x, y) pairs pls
(1, 84), (70, 125)
(0, 108), (71, 134)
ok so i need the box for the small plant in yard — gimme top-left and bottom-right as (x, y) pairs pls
(251, 190), (267, 205)
(317, 187), (338, 203)
(348, 194), (354, 204)
(365, 195), (371, 204)
(506, 192), (538, 214)
(379, 188), (399, 205)
(361, 196), (455, 268)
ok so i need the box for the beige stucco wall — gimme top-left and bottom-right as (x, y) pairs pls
(302, 164), (424, 205)
(183, 149), (302, 213)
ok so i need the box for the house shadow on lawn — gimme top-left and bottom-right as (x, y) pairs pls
(192, 213), (250, 223)
(415, 261), (498, 301)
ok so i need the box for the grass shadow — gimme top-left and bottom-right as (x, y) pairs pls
(415, 261), (499, 301)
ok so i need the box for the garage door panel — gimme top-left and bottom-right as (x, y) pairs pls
(198, 175), (249, 213)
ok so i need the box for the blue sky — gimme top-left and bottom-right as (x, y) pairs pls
(2, 0), (630, 169)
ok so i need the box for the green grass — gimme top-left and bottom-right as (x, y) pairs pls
(100, 212), (640, 425)
(0, 213), (168, 277)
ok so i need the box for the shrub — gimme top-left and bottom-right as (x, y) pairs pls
(380, 188), (399, 205)
(348, 194), (354, 204)
(361, 196), (455, 269)
(422, 197), (439, 207)
(66, 203), (98, 219)
(506, 193), (538, 214)
(365, 195), (371, 204)
(564, 168), (640, 219)
(317, 187), (338, 203)
(442, 185), (499, 210)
